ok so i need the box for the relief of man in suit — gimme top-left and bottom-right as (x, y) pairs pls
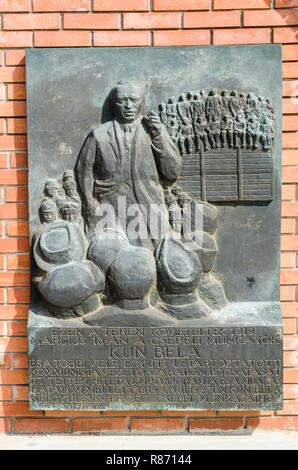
(76, 82), (181, 251)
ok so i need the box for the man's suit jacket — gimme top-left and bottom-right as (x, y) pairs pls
(76, 117), (182, 242)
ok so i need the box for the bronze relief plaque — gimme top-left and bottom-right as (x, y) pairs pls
(27, 46), (282, 411)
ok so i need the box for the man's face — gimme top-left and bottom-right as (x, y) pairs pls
(45, 187), (58, 198)
(113, 85), (143, 123)
(42, 210), (57, 223)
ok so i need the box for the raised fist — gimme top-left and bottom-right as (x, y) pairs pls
(143, 111), (162, 138)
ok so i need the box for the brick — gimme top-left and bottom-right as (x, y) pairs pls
(94, 31), (151, 47)
(0, 290), (5, 304)
(0, 204), (28, 220)
(283, 63), (298, 78)
(0, 102), (26, 118)
(7, 288), (30, 304)
(11, 354), (28, 369)
(10, 154), (28, 169)
(1, 354), (11, 369)
(0, 136), (27, 151)
(153, 30), (210, 46)
(283, 168), (298, 183)
(244, 9), (298, 27)
(280, 285), (295, 300)
(0, 370), (28, 384)
(281, 302), (298, 317)
(130, 418), (185, 432)
(14, 386), (29, 401)
(0, 273), (29, 287)
(276, 0), (298, 6)
(247, 416), (298, 430)
(217, 410), (272, 416)
(5, 50), (26, 66)
(5, 187), (28, 202)
(160, 410), (217, 416)
(7, 255), (30, 270)
(0, 419), (11, 433)
(214, 0), (270, 8)
(282, 45), (298, 61)
(283, 115), (298, 131)
(213, 28), (270, 45)
(94, 0), (149, 11)
(282, 185), (296, 200)
(284, 334), (298, 350)
(8, 321), (27, 336)
(0, 1), (30, 12)
(184, 11), (240, 28)
(0, 305), (28, 320)
(7, 83), (26, 100)
(0, 67), (26, 82)
(283, 317), (297, 333)
(283, 133), (298, 149)
(0, 239), (29, 253)
(189, 417), (244, 431)
(283, 150), (298, 166)
(282, 202), (298, 217)
(46, 410), (100, 417)
(64, 13), (120, 29)
(284, 350), (297, 366)
(102, 410), (158, 416)
(0, 119), (5, 135)
(33, 0), (90, 11)
(72, 418), (127, 432)
(274, 27), (298, 44)
(0, 255), (5, 269)
(284, 384), (298, 399)
(124, 12), (180, 29)
(6, 221), (29, 236)
(0, 32), (32, 48)
(0, 86), (5, 101)
(283, 79), (297, 97)
(281, 252), (295, 267)
(0, 154), (8, 169)
(34, 31), (91, 47)
(284, 368), (298, 383)
(3, 14), (60, 30)
(0, 403), (42, 417)
(15, 418), (70, 433)
(0, 386), (12, 401)
(154, 0), (210, 9)
(0, 169), (28, 186)
(283, 98), (296, 114)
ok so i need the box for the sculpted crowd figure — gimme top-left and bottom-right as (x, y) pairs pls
(158, 89), (275, 154)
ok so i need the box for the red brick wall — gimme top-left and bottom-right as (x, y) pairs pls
(0, 0), (296, 435)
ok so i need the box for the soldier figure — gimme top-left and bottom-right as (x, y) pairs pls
(42, 178), (64, 211)
(246, 115), (260, 149)
(220, 114), (233, 149)
(158, 103), (168, 125)
(206, 89), (222, 120)
(40, 199), (59, 225)
(233, 113), (246, 148)
(192, 93), (206, 122)
(194, 115), (208, 152)
(166, 96), (179, 129)
(260, 116), (274, 151)
(206, 115), (221, 149)
(221, 90), (230, 117)
(229, 90), (242, 118)
(177, 93), (193, 123)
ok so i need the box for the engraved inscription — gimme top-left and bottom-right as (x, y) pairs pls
(28, 326), (282, 411)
